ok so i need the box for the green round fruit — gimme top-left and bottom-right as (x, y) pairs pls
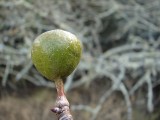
(31, 29), (82, 81)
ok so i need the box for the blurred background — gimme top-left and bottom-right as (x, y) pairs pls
(0, 0), (160, 120)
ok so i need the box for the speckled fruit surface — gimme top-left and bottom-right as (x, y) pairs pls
(31, 29), (82, 81)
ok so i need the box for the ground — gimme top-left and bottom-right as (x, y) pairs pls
(0, 79), (159, 120)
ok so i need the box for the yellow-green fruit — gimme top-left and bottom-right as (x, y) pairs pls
(31, 29), (82, 81)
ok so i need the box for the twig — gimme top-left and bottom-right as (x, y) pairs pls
(146, 72), (154, 112)
(119, 83), (132, 120)
(16, 61), (32, 81)
(129, 71), (149, 95)
(65, 70), (76, 92)
(91, 88), (113, 120)
(71, 105), (94, 114)
(2, 56), (10, 86)
(102, 44), (150, 58)
(51, 79), (73, 120)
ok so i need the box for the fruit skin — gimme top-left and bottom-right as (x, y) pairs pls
(31, 29), (82, 81)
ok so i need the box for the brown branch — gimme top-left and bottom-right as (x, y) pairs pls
(51, 79), (73, 120)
